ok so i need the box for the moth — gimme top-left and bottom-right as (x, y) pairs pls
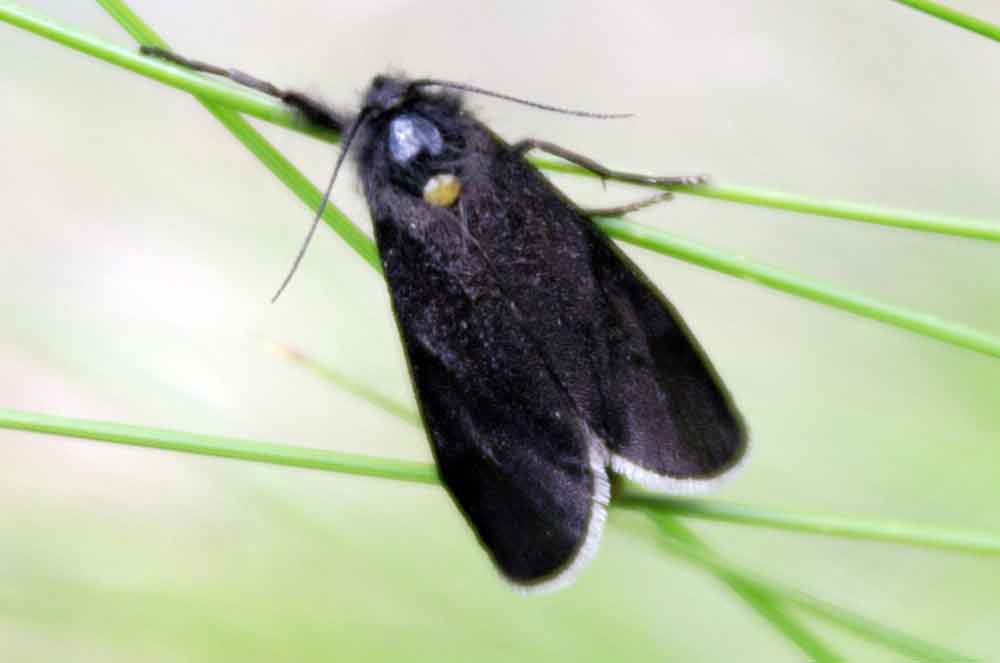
(142, 47), (748, 592)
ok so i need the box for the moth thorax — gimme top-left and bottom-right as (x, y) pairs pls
(423, 174), (462, 207)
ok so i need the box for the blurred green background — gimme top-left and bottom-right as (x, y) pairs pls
(2, 1), (999, 660)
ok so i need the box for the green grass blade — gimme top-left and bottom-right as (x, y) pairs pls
(787, 588), (978, 663)
(646, 512), (974, 662)
(600, 174), (1000, 242)
(0, 2), (329, 142)
(5, 0), (1000, 557)
(596, 215), (1000, 359)
(270, 340), (421, 427)
(205, 105), (380, 271)
(3, 2), (998, 244)
(540, 159), (1000, 242)
(653, 516), (844, 662)
(620, 494), (1000, 556)
(718, 575), (843, 662)
(85, 0), (380, 272)
(685, 183), (1000, 241)
(2, 2), (992, 657)
(0, 406), (436, 484)
(278, 345), (1000, 557)
(1, 0), (373, 273)
(272, 333), (829, 662)
(5, 2), (1000, 360)
(3, 406), (999, 557)
(892, 0), (1000, 42)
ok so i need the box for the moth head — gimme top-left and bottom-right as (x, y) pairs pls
(364, 75), (416, 115)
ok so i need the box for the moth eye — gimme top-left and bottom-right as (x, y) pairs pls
(388, 114), (443, 164)
(422, 173), (461, 207)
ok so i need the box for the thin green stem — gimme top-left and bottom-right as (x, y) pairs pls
(277, 341), (1000, 557)
(596, 215), (1000, 359)
(0, 406), (436, 484)
(540, 159), (1000, 242)
(0, 400), (976, 660)
(270, 340), (421, 427)
(684, 183), (1000, 241)
(0, 2), (330, 141)
(720, 575), (843, 662)
(5, 1), (1000, 361)
(206, 105), (380, 271)
(2, 0), (998, 550)
(86, 0), (380, 272)
(620, 494), (1000, 556)
(655, 516), (844, 662)
(892, 0), (1000, 42)
(3, 406), (998, 557)
(7, 394), (967, 662)
(1, 2), (991, 657)
(646, 513), (974, 662)
(3, 3), (998, 244)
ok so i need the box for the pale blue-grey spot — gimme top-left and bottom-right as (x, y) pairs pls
(388, 114), (443, 164)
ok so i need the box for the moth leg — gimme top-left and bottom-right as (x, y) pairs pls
(583, 192), (674, 217)
(139, 46), (345, 132)
(511, 139), (707, 187)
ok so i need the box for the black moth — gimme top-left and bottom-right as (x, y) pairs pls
(142, 47), (748, 592)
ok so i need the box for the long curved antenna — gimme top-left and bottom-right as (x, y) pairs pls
(271, 109), (372, 303)
(410, 79), (633, 119)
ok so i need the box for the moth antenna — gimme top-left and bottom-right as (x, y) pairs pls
(271, 109), (372, 303)
(410, 79), (633, 119)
